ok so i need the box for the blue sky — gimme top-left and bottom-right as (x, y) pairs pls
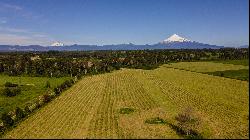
(0, 0), (248, 46)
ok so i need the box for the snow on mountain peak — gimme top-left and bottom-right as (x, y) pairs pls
(51, 41), (64, 47)
(163, 34), (191, 43)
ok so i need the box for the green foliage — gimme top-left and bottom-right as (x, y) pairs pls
(1, 113), (14, 127)
(15, 107), (25, 121)
(205, 69), (249, 81)
(2, 87), (21, 97)
(43, 94), (52, 103)
(54, 79), (74, 95)
(213, 59), (249, 66)
(119, 108), (135, 114)
(4, 82), (18, 87)
(24, 105), (31, 114)
(145, 117), (167, 124)
(0, 124), (4, 134)
(54, 87), (61, 95)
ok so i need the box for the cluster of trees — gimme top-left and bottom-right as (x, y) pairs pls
(0, 48), (248, 77)
(1, 82), (21, 97)
(0, 79), (76, 134)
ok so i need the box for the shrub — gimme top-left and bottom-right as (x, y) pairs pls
(28, 102), (38, 112)
(8, 111), (16, 121)
(54, 87), (61, 95)
(15, 107), (25, 121)
(37, 96), (45, 107)
(1, 113), (14, 127)
(145, 117), (167, 124)
(220, 72), (224, 77)
(0, 121), (5, 134)
(43, 94), (52, 103)
(2, 87), (21, 97)
(24, 105), (31, 114)
(4, 82), (18, 87)
(119, 108), (135, 114)
(0, 123), (4, 134)
(175, 107), (201, 138)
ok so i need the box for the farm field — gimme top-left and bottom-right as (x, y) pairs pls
(212, 59), (249, 66)
(165, 61), (248, 72)
(166, 61), (249, 81)
(0, 75), (71, 117)
(3, 62), (249, 139)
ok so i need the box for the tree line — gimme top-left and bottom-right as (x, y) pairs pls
(0, 48), (248, 77)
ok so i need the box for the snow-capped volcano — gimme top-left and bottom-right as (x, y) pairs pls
(51, 41), (64, 47)
(157, 34), (223, 49)
(163, 34), (191, 43)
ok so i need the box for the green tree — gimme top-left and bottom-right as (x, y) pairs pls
(1, 113), (14, 127)
(15, 107), (25, 121)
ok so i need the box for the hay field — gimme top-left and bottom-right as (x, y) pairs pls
(165, 62), (248, 72)
(4, 62), (249, 139)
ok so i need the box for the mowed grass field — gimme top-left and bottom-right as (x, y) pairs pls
(3, 62), (249, 139)
(166, 60), (249, 81)
(0, 76), (70, 117)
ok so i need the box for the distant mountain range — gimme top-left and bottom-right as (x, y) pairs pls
(238, 45), (249, 48)
(0, 34), (242, 51)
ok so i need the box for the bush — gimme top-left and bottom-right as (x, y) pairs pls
(37, 96), (45, 107)
(175, 107), (201, 138)
(24, 105), (31, 114)
(43, 94), (52, 103)
(4, 82), (18, 87)
(2, 87), (21, 97)
(28, 102), (38, 112)
(220, 72), (224, 77)
(119, 108), (135, 114)
(1, 113), (14, 127)
(15, 107), (25, 121)
(145, 117), (167, 124)
(54, 87), (61, 95)
(0, 123), (4, 134)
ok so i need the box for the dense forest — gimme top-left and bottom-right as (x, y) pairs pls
(0, 48), (248, 77)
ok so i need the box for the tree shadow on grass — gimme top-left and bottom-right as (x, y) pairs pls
(165, 121), (203, 139)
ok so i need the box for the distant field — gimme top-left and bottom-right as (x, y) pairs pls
(4, 62), (249, 139)
(166, 61), (249, 81)
(212, 59), (249, 66)
(165, 61), (248, 72)
(0, 75), (70, 117)
(205, 69), (249, 81)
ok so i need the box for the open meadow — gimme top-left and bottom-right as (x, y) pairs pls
(3, 61), (249, 139)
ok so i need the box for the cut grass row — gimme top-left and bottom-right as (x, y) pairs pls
(142, 66), (248, 138)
